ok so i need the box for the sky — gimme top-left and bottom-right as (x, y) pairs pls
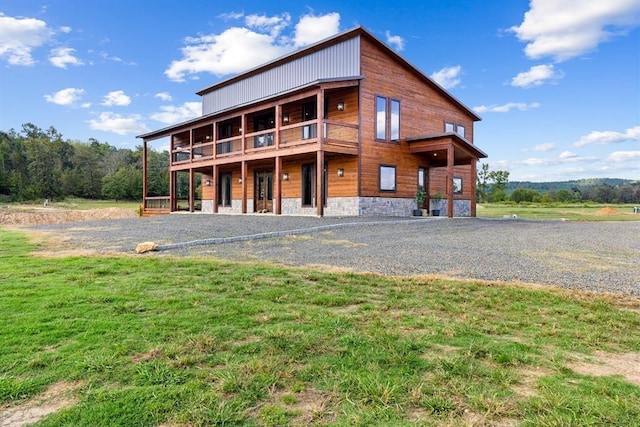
(0, 0), (639, 182)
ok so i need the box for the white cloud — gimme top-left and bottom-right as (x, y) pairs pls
(511, 64), (563, 88)
(49, 47), (83, 68)
(293, 12), (340, 47)
(473, 102), (540, 113)
(44, 87), (85, 106)
(0, 13), (53, 65)
(87, 112), (148, 135)
(385, 31), (405, 51)
(101, 90), (131, 106)
(606, 151), (640, 162)
(165, 12), (341, 82)
(245, 13), (291, 37)
(430, 65), (462, 89)
(154, 92), (173, 102)
(532, 142), (556, 152)
(559, 150), (578, 159)
(150, 102), (201, 124)
(509, 0), (640, 61)
(574, 125), (640, 147)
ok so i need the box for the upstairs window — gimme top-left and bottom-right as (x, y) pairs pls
(376, 96), (400, 142)
(445, 121), (466, 138)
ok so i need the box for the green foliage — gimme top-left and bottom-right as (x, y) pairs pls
(477, 163), (510, 202)
(1, 228), (640, 425)
(510, 188), (540, 203)
(0, 124), (169, 202)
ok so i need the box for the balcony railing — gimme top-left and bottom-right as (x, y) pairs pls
(171, 120), (358, 165)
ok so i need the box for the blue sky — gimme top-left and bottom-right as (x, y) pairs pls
(1, 0), (638, 182)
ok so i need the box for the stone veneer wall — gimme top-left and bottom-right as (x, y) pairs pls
(358, 197), (415, 217)
(201, 197), (472, 217)
(429, 199), (472, 217)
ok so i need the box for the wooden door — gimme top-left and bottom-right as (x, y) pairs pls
(254, 170), (273, 212)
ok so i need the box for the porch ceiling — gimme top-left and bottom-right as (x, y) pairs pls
(406, 132), (487, 166)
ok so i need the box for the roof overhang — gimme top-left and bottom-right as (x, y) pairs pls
(406, 132), (488, 166)
(137, 76), (363, 141)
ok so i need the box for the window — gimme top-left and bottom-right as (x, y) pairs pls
(445, 121), (466, 138)
(376, 96), (401, 142)
(418, 167), (426, 190)
(302, 101), (316, 122)
(453, 177), (463, 194)
(376, 96), (387, 140)
(379, 165), (396, 191)
(218, 173), (232, 207)
(302, 163), (315, 206)
(218, 123), (233, 139)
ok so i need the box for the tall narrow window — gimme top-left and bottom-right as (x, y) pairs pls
(390, 99), (400, 141)
(377, 96), (400, 142)
(218, 173), (232, 207)
(376, 96), (387, 140)
(302, 163), (315, 206)
(418, 167), (426, 190)
(380, 165), (396, 191)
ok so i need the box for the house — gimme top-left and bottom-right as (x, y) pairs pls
(137, 26), (487, 217)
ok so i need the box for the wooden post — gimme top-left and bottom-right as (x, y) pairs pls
(212, 165), (218, 213)
(274, 156), (282, 215)
(316, 150), (324, 217)
(142, 140), (148, 211)
(447, 145), (454, 218)
(241, 160), (247, 214)
(470, 159), (477, 217)
(189, 168), (195, 212)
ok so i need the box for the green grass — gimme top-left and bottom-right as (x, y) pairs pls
(1, 228), (639, 426)
(478, 202), (640, 221)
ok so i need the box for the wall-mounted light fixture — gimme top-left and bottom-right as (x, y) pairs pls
(205, 135), (211, 141)
(337, 101), (345, 111)
(204, 179), (211, 186)
(283, 114), (290, 124)
(337, 168), (344, 177)
(238, 127), (243, 133)
(238, 177), (243, 183)
(282, 172), (289, 181)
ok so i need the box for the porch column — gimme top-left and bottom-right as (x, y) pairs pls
(241, 160), (247, 214)
(212, 165), (218, 213)
(447, 145), (454, 218)
(170, 170), (176, 212)
(316, 150), (324, 216)
(142, 140), (148, 211)
(274, 156), (282, 215)
(189, 168), (195, 212)
(470, 159), (477, 217)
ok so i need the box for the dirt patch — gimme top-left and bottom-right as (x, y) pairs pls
(0, 381), (81, 427)
(0, 206), (137, 226)
(568, 351), (640, 386)
(593, 206), (622, 216)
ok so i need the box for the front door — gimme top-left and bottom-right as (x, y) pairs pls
(254, 170), (273, 212)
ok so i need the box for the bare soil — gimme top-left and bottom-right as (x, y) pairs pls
(0, 205), (137, 226)
(0, 382), (81, 427)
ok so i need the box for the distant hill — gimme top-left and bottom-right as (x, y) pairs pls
(507, 178), (636, 193)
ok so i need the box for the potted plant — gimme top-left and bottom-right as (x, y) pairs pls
(414, 188), (426, 216)
(430, 191), (443, 216)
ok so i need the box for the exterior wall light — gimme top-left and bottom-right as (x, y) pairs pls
(204, 179), (211, 186)
(337, 168), (344, 177)
(283, 114), (290, 124)
(283, 172), (289, 181)
(337, 102), (345, 111)
(238, 177), (243, 183)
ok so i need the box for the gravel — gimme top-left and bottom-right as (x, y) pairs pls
(26, 214), (640, 295)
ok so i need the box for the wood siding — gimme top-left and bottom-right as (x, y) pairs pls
(359, 37), (477, 199)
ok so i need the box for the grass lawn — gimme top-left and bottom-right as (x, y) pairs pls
(477, 203), (640, 221)
(1, 228), (639, 426)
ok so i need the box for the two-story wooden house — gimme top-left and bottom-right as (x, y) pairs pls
(138, 26), (486, 217)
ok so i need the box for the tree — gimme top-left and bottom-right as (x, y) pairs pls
(510, 188), (539, 203)
(477, 163), (510, 202)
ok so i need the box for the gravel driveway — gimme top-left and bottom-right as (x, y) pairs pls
(27, 214), (640, 295)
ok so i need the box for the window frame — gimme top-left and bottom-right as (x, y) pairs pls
(218, 172), (232, 207)
(444, 121), (466, 138)
(453, 176), (463, 194)
(376, 95), (401, 143)
(379, 165), (397, 192)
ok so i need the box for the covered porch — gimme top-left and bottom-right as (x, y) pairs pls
(407, 133), (488, 217)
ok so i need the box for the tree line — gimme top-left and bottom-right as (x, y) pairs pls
(0, 124), (169, 203)
(478, 163), (640, 204)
